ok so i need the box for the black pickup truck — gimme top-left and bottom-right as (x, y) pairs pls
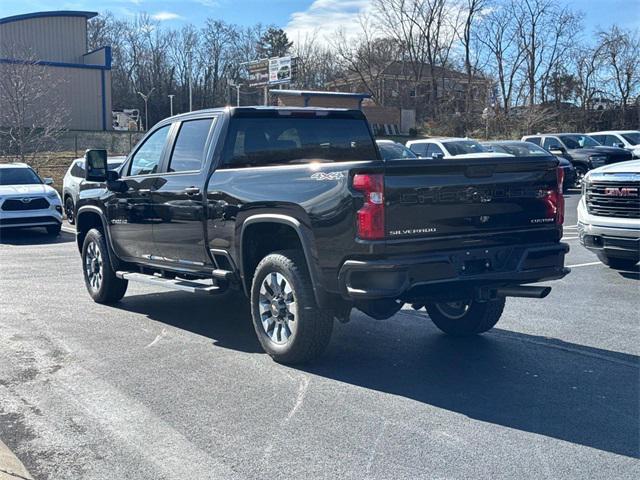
(76, 107), (569, 363)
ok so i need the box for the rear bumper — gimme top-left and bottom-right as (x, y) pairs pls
(338, 242), (570, 299)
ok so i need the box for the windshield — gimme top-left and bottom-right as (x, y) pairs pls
(378, 143), (417, 160)
(559, 135), (600, 149)
(0, 167), (43, 186)
(621, 132), (640, 146)
(491, 142), (549, 157)
(443, 140), (487, 156)
(223, 115), (378, 167)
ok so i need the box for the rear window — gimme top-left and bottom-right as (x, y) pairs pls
(222, 116), (377, 168)
(443, 140), (487, 156)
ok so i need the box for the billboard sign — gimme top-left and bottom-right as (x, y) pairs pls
(269, 56), (292, 85)
(246, 59), (269, 87)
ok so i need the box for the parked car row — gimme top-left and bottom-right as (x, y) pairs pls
(377, 130), (639, 191)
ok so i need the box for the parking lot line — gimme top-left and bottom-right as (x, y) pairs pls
(567, 261), (602, 268)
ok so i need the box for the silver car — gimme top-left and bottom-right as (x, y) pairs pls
(62, 156), (125, 224)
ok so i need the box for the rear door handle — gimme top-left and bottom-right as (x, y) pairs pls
(139, 189), (152, 194)
(184, 187), (201, 195)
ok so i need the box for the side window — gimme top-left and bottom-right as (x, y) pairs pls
(129, 125), (170, 176)
(607, 135), (620, 146)
(410, 143), (428, 156)
(525, 137), (541, 146)
(168, 118), (214, 173)
(590, 134), (605, 145)
(543, 137), (562, 150)
(71, 161), (85, 177)
(429, 144), (444, 157)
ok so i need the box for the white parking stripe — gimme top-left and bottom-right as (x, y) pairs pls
(567, 261), (602, 268)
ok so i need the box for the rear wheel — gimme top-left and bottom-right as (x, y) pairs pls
(597, 253), (639, 271)
(65, 196), (75, 225)
(426, 297), (506, 336)
(82, 228), (128, 303)
(250, 250), (333, 364)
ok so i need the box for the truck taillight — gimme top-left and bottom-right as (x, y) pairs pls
(353, 173), (385, 240)
(545, 167), (565, 225)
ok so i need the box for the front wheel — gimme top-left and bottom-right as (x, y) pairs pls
(82, 228), (128, 303)
(597, 253), (639, 271)
(250, 250), (333, 364)
(65, 197), (75, 225)
(426, 297), (506, 336)
(574, 165), (588, 189)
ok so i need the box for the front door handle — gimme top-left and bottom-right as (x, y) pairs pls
(184, 187), (201, 195)
(139, 189), (152, 195)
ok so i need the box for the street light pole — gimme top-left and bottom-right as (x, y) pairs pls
(137, 88), (155, 131)
(229, 82), (241, 106)
(168, 94), (175, 116)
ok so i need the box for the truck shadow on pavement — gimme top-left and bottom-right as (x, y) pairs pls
(0, 228), (74, 245)
(116, 292), (639, 459)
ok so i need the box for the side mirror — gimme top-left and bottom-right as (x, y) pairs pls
(43, 177), (54, 185)
(431, 152), (444, 160)
(613, 142), (625, 149)
(85, 149), (108, 182)
(549, 147), (565, 155)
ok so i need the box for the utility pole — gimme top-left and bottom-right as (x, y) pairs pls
(137, 88), (155, 131)
(229, 82), (241, 106)
(168, 94), (175, 116)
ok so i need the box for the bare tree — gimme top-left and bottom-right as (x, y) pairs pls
(476, 2), (526, 114)
(459, 0), (487, 123)
(598, 26), (640, 127)
(0, 46), (69, 168)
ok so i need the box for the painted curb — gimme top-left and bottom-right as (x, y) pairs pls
(0, 439), (33, 480)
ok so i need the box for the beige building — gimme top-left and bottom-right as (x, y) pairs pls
(0, 11), (112, 131)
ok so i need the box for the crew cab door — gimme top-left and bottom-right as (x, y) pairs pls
(150, 116), (217, 266)
(106, 124), (172, 260)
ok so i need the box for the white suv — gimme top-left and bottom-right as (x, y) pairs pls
(406, 138), (513, 159)
(589, 131), (640, 159)
(63, 156), (125, 224)
(578, 160), (640, 270)
(0, 163), (63, 235)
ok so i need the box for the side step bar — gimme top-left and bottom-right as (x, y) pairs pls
(116, 271), (223, 294)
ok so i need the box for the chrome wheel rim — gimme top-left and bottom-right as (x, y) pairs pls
(84, 241), (103, 292)
(258, 272), (297, 345)
(435, 301), (470, 320)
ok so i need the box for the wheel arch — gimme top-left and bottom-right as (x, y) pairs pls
(239, 214), (325, 306)
(75, 206), (121, 271)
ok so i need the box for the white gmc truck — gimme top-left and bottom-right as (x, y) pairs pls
(578, 160), (640, 270)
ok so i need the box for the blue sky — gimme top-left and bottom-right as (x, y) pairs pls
(1, 0), (638, 41)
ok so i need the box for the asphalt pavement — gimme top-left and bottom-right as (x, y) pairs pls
(0, 192), (638, 480)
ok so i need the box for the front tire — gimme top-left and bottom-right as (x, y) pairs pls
(65, 196), (75, 225)
(597, 253), (638, 271)
(250, 250), (333, 364)
(574, 165), (588, 189)
(82, 228), (128, 303)
(426, 297), (506, 336)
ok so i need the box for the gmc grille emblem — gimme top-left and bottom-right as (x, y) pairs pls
(603, 187), (638, 197)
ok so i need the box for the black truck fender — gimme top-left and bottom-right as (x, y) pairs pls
(238, 213), (328, 308)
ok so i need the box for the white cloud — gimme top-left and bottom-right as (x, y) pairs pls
(151, 11), (183, 21)
(285, 0), (374, 44)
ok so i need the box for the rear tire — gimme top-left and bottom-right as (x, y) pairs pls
(82, 228), (128, 303)
(46, 224), (61, 236)
(426, 297), (506, 336)
(250, 250), (333, 364)
(597, 253), (639, 271)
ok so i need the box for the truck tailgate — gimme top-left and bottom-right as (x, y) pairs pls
(383, 157), (561, 240)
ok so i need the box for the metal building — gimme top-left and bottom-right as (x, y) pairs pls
(0, 11), (112, 131)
